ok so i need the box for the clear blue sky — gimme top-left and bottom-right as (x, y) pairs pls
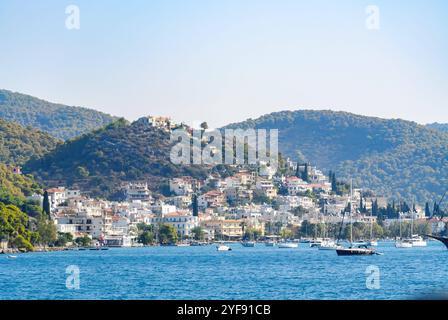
(0, 0), (447, 128)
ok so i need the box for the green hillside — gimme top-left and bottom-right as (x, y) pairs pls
(0, 89), (116, 140)
(225, 110), (448, 202)
(0, 118), (61, 165)
(24, 118), (213, 200)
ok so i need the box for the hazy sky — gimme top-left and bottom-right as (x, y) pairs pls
(0, 0), (447, 128)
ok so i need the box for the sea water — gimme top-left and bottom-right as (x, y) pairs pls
(0, 241), (447, 300)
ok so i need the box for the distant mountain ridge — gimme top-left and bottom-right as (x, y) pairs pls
(0, 89), (116, 140)
(427, 123), (448, 133)
(225, 110), (448, 202)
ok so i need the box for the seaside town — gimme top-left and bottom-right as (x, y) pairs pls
(2, 116), (447, 255)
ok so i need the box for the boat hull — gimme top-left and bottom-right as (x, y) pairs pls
(336, 248), (375, 256)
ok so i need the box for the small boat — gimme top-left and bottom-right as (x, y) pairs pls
(176, 243), (190, 247)
(241, 241), (255, 247)
(265, 241), (277, 247)
(395, 239), (413, 248)
(216, 244), (232, 251)
(7, 255), (18, 259)
(278, 242), (298, 249)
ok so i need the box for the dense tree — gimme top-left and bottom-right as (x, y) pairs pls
(75, 235), (92, 247)
(36, 213), (57, 247)
(158, 224), (178, 245)
(191, 226), (205, 241)
(0, 202), (35, 251)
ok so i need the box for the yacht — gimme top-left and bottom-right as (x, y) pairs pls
(336, 179), (377, 256)
(395, 212), (413, 248)
(336, 244), (376, 256)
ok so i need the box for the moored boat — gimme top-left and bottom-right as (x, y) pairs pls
(336, 245), (376, 256)
(395, 239), (413, 248)
(216, 244), (232, 251)
(278, 242), (298, 249)
(241, 241), (255, 247)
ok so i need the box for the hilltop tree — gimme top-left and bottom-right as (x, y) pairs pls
(200, 122), (208, 131)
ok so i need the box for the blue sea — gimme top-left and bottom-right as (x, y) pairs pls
(1, 241), (447, 300)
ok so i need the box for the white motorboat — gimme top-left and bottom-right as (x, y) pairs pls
(265, 241), (276, 247)
(309, 238), (324, 248)
(216, 244), (232, 251)
(278, 242), (298, 249)
(318, 240), (343, 250)
(7, 255), (17, 259)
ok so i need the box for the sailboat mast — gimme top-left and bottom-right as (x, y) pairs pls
(350, 179), (353, 244)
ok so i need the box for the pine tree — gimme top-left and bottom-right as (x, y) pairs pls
(295, 161), (300, 178)
(192, 194), (199, 217)
(42, 190), (51, 216)
(433, 202), (439, 216)
(425, 202), (431, 217)
(331, 173), (337, 192)
(301, 163), (309, 182)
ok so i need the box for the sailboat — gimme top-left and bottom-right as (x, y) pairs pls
(336, 180), (377, 256)
(395, 212), (413, 248)
(318, 215), (342, 250)
(368, 208), (378, 246)
(404, 206), (427, 247)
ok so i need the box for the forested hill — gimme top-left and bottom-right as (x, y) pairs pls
(0, 89), (116, 140)
(24, 118), (214, 200)
(224, 110), (448, 202)
(0, 118), (61, 165)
